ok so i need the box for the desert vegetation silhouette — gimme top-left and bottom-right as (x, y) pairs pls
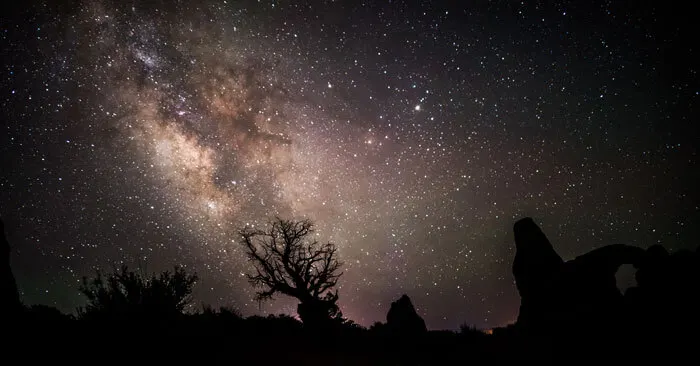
(1, 216), (698, 364)
(238, 217), (344, 328)
(78, 264), (198, 322)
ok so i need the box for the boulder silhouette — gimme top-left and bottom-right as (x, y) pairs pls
(512, 217), (644, 332)
(386, 294), (427, 334)
(1, 218), (21, 315)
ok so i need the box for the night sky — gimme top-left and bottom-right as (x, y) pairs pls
(1, 1), (697, 330)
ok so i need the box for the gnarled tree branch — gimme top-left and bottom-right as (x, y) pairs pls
(238, 217), (344, 324)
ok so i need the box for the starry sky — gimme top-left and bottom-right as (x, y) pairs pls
(0, 0), (697, 330)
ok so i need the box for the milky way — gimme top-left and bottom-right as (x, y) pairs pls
(1, 1), (697, 329)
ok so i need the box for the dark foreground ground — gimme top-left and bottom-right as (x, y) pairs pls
(7, 310), (696, 365)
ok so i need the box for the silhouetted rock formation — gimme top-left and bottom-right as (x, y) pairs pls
(625, 244), (700, 336)
(512, 218), (564, 329)
(562, 244), (644, 320)
(0, 218), (21, 315)
(512, 217), (644, 333)
(386, 294), (427, 334)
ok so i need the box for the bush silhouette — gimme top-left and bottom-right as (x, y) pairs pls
(78, 265), (198, 321)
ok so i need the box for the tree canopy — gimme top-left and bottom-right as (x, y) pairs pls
(239, 217), (343, 326)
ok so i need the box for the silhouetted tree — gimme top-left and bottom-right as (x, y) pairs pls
(239, 217), (343, 327)
(78, 265), (198, 321)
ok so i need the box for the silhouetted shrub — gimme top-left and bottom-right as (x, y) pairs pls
(369, 321), (386, 332)
(201, 304), (243, 319)
(78, 265), (198, 322)
(244, 313), (305, 335)
(459, 323), (480, 335)
(23, 304), (73, 324)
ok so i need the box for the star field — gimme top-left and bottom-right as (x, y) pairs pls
(1, 1), (697, 330)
